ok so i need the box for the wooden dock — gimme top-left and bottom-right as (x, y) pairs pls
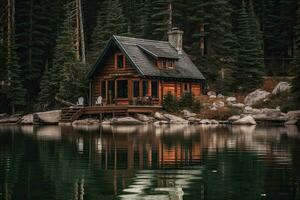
(60, 105), (162, 123)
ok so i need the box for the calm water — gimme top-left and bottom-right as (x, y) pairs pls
(0, 124), (300, 200)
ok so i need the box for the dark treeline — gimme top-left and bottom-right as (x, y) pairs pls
(0, 0), (299, 113)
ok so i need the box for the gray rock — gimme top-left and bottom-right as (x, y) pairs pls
(213, 101), (225, 109)
(207, 91), (217, 96)
(73, 118), (100, 125)
(233, 115), (257, 125)
(182, 109), (197, 118)
(244, 89), (271, 106)
(209, 95), (217, 99)
(0, 113), (9, 119)
(135, 114), (153, 123)
(188, 117), (202, 123)
(228, 115), (241, 122)
(0, 114), (22, 124)
(217, 94), (225, 99)
(153, 120), (169, 126)
(226, 97), (237, 103)
(272, 82), (292, 95)
(164, 114), (188, 123)
(111, 117), (143, 125)
(33, 110), (61, 124)
(228, 102), (245, 109)
(154, 112), (167, 120)
(286, 110), (300, 121)
(210, 119), (219, 124)
(199, 119), (212, 124)
(285, 120), (298, 125)
(20, 114), (33, 125)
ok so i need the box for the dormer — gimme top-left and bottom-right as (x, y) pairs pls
(156, 58), (176, 70)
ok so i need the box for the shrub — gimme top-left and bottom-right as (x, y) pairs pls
(191, 99), (202, 112)
(179, 92), (194, 108)
(163, 92), (179, 112)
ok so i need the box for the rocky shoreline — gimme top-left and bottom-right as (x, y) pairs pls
(0, 82), (299, 127)
(0, 108), (299, 126)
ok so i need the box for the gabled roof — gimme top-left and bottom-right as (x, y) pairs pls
(86, 35), (205, 81)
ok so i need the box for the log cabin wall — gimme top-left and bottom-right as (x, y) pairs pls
(90, 44), (203, 106)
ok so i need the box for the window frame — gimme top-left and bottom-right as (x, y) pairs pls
(114, 53), (126, 70)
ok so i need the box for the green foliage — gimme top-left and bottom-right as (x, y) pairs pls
(292, 0), (300, 107)
(150, 0), (170, 40)
(179, 92), (194, 108)
(231, 0), (264, 92)
(191, 99), (202, 113)
(163, 92), (179, 112)
(6, 45), (26, 113)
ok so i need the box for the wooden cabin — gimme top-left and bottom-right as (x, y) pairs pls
(86, 28), (205, 106)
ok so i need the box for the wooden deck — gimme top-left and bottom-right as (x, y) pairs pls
(60, 105), (162, 123)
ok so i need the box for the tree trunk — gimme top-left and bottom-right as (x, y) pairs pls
(78, 0), (86, 64)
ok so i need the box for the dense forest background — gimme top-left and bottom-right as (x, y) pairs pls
(0, 0), (299, 113)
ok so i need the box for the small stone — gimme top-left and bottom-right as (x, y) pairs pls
(226, 97), (237, 103)
(207, 91), (217, 96)
(154, 112), (167, 120)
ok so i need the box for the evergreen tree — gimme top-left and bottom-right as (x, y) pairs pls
(292, 1), (300, 106)
(6, 44), (26, 114)
(37, 63), (52, 110)
(88, 0), (109, 65)
(150, 0), (170, 40)
(231, 0), (263, 92)
(103, 0), (126, 37)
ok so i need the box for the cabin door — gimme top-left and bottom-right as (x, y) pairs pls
(108, 80), (115, 104)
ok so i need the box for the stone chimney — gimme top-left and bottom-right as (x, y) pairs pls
(168, 28), (184, 55)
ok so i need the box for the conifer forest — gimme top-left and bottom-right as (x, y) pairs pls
(0, 0), (299, 113)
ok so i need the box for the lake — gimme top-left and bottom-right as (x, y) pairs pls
(0, 124), (299, 200)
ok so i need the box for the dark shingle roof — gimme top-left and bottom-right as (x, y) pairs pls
(87, 35), (205, 81)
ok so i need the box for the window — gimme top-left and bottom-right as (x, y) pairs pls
(183, 83), (190, 92)
(116, 54), (125, 69)
(133, 81), (140, 97)
(151, 81), (158, 98)
(157, 59), (175, 69)
(162, 61), (167, 68)
(108, 80), (115, 99)
(117, 80), (128, 98)
(142, 80), (148, 96)
(101, 81), (106, 99)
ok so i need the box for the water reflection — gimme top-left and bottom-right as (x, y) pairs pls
(0, 124), (299, 200)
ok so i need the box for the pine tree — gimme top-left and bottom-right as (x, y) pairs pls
(103, 0), (126, 38)
(37, 62), (52, 110)
(88, 0), (109, 65)
(232, 0), (264, 92)
(292, 0), (300, 106)
(150, 0), (170, 40)
(6, 44), (26, 114)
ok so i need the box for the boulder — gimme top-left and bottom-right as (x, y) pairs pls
(182, 109), (197, 118)
(233, 115), (257, 125)
(217, 94), (225, 99)
(135, 114), (153, 123)
(209, 95), (217, 99)
(33, 110), (61, 124)
(188, 117), (202, 124)
(0, 113), (9, 119)
(0, 114), (22, 124)
(210, 119), (219, 124)
(154, 112), (167, 120)
(213, 101), (225, 109)
(226, 97), (237, 103)
(228, 115), (241, 122)
(244, 89), (270, 106)
(153, 120), (169, 126)
(111, 117), (143, 125)
(286, 110), (300, 121)
(199, 119), (212, 124)
(20, 114), (33, 125)
(272, 82), (292, 95)
(163, 114), (189, 124)
(285, 120), (298, 125)
(228, 102), (245, 109)
(72, 118), (100, 125)
(207, 91), (217, 96)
